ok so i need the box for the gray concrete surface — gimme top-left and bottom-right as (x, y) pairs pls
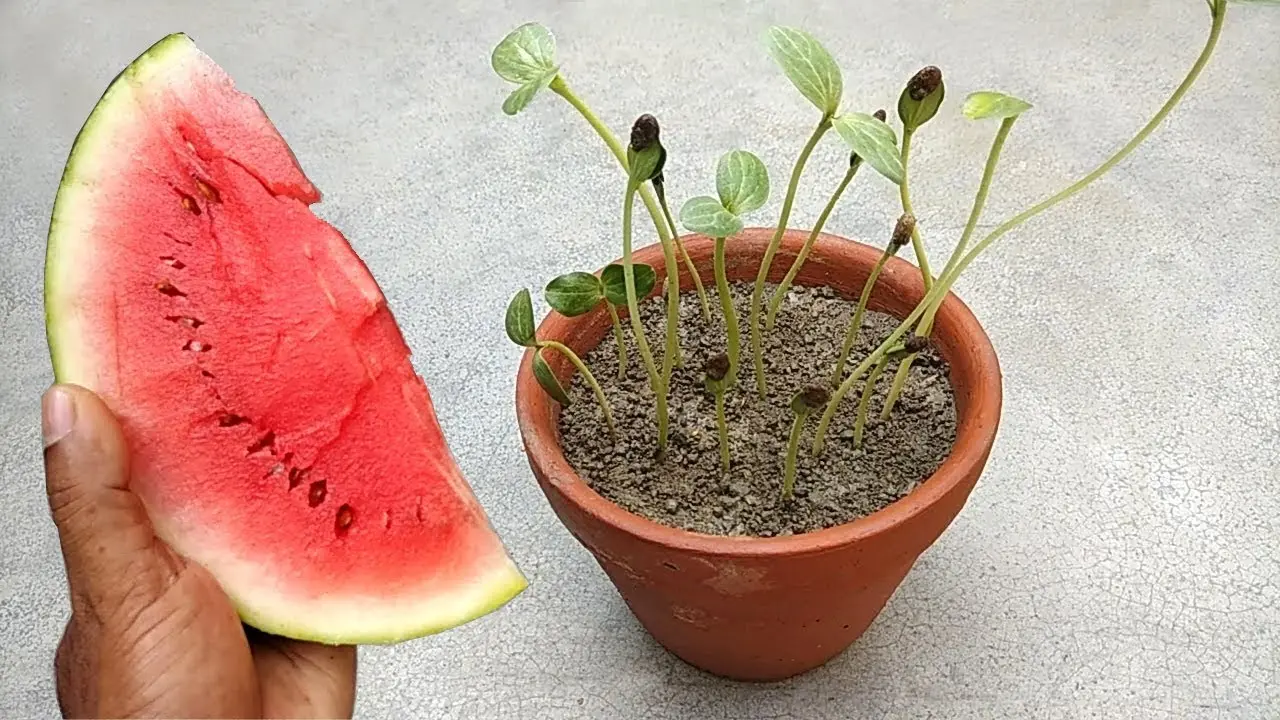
(3, 0), (1278, 717)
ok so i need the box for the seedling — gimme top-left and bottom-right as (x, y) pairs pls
(545, 264), (657, 378)
(703, 353), (732, 473)
(831, 213), (914, 385)
(764, 109), (886, 332)
(679, 149), (770, 385)
(852, 336), (929, 448)
(506, 288), (616, 439)
(747, 27), (907, 399)
(783, 385), (829, 500)
(893, 65), (946, 292)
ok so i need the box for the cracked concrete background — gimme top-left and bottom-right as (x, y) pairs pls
(2, 0), (1278, 717)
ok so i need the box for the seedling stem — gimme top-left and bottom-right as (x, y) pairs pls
(749, 118), (831, 398)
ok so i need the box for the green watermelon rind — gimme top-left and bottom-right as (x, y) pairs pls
(43, 34), (529, 646)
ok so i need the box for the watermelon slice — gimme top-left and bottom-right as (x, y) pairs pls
(43, 34), (526, 644)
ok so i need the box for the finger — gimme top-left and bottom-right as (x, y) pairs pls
(43, 383), (173, 611)
(248, 628), (357, 719)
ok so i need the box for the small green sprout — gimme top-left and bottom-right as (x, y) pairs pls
(893, 65), (947, 293)
(703, 353), (732, 473)
(880, 89), (1028, 419)
(506, 288), (616, 439)
(765, 108), (888, 331)
(620, 115), (681, 452)
(679, 149), (770, 385)
(783, 385), (829, 500)
(853, 336), (929, 448)
(545, 266), (657, 379)
(750, 27), (905, 399)
(830, 213), (914, 385)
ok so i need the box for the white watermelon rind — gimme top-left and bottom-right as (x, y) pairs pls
(44, 33), (529, 646)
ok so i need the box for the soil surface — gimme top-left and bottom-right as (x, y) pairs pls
(557, 281), (957, 537)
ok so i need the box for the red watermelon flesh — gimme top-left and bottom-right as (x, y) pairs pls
(44, 34), (526, 643)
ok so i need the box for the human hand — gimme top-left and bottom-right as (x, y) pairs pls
(43, 383), (357, 718)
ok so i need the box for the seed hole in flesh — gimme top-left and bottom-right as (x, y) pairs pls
(415, 499), (425, 523)
(155, 280), (186, 298)
(218, 414), (250, 427)
(247, 431), (276, 456)
(194, 177), (221, 203)
(160, 256), (186, 270)
(165, 315), (204, 329)
(307, 479), (328, 507)
(382, 511), (391, 530)
(288, 466), (310, 490)
(264, 463), (284, 479)
(179, 193), (201, 215)
(335, 504), (355, 536)
(183, 340), (211, 352)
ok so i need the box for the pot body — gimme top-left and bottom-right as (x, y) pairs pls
(515, 229), (1002, 681)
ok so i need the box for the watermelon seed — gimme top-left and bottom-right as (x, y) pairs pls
(160, 256), (186, 270)
(307, 479), (328, 507)
(288, 466), (309, 489)
(179, 190), (200, 212)
(335, 504), (355, 536)
(415, 499), (425, 523)
(155, 280), (186, 298)
(218, 414), (250, 427)
(201, 369), (215, 379)
(382, 512), (391, 530)
(179, 193), (202, 215)
(194, 178), (221, 203)
(166, 315), (205, 329)
(247, 431), (277, 456)
(183, 340), (210, 353)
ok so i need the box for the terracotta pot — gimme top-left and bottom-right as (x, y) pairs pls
(515, 228), (1002, 681)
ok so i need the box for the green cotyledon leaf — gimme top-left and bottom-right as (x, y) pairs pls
(532, 348), (572, 405)
(544, 272), (603, 317)
(600, 263), (657, 306)
(832, 113), (904, 185)
(715, 150), (770, 216)
(505, 288), (537, 347)
(764, 26), (843, 116)
(679, 196), (743, 239)
(962, 91), (1033, 121)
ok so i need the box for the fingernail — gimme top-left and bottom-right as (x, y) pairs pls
(42, 386), (76, 448)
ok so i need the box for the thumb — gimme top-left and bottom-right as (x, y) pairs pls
(43, 383), (173, 613)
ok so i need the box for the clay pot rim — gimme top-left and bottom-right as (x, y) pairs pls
(514, 228), (1001, 559)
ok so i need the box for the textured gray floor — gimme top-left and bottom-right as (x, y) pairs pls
(3, 0), (1279, 717)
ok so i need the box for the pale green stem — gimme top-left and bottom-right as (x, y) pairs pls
(881, 116), (1016, 419)
(766, 161), (861, 331)
(550, 76), (684, 379)
(622, 183), (669, 451)
(853, 357), (890, 448)
(816, 4), (1226, 454)
(782, 411), (808, 500)
(831, 245), (893, 386)
(898, 130), (934, 291)
(714, 389), (729, 473)
(539, 340), (616, 440)
(657, 183), (712, 323)
(605, 302), (628, 379)
(749, 118), (831, 398)
(714, 236), (740, 386)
